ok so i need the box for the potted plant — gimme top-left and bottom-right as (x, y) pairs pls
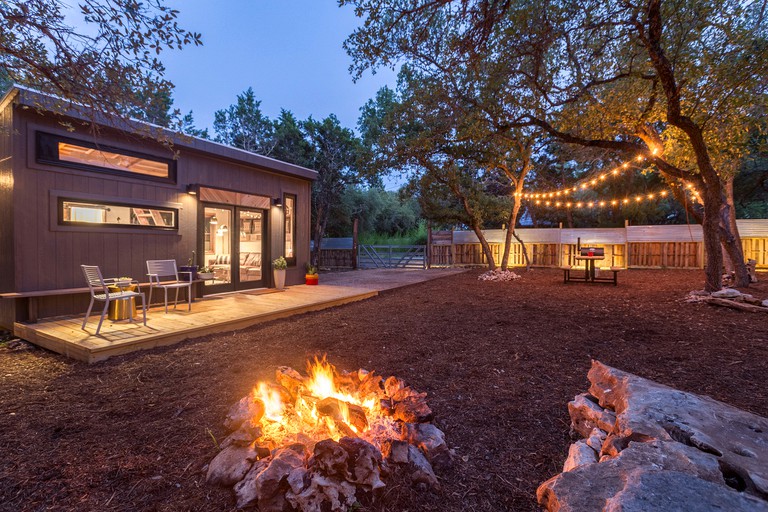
(179, 250), (199, 281)
(272, 256), (287, 290)
(305, 263), (319, 285)
(198, 265), (215, 280)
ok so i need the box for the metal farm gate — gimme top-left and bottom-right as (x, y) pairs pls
(357, 245), (427, 269)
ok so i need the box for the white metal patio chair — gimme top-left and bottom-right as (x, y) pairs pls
(146, 259), (193, 313)
(81, 265), (146, 335)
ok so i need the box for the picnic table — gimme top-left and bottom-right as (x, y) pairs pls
(561, 247), (623, 286)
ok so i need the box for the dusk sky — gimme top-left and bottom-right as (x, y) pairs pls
(162, 0), (398, 135)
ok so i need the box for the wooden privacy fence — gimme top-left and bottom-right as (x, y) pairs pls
(429, 220), (768, 269)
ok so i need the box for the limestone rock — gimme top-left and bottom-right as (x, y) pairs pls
(562, 440), (597, 472)
(253, 446), (308, 512)
(339, 437), (386, 490)
(407, 444), (439, 488)
(538, 440), (755, 511)
(381, 439), (410, 464)
(403, 423), (452, 469)
(585, 428), (606, 453)
(309, 439), (349, 479)
(711, 287), (741, 298)
(234, 458), (270, 509)
(588, 360), (768, 497)
(602, 470), (768, 511)
(224, 395), (265, 432)
(568, 393), (616, 437)
(206, 443), (261, 487)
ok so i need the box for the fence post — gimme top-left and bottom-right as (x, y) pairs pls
(624, 219), (630, 269)
(426, 221), (432, 269)
(352, 218), (359, 270)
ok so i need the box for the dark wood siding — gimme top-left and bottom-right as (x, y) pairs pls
(6, 109), (313, 323)
(0, 97), (16, 326)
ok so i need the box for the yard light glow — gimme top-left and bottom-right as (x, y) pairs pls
(636, 155), (644, 162)
(623, 199), (630, 204)
(577, 202), (584, 207)
(566, 202), (572, 207)
(588, 202), (594, 208)
(611, 200), (618, 206)
(599, 201), (606, 207)
(590, 179), (597, 185)
(545, 201), (551, 206)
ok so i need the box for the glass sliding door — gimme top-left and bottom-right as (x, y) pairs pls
(204, 206), (234, 290)
(238, 209), (264, 286)
(202, 204), (265, 293)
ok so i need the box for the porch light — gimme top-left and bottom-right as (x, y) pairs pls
(186, 184), (198, 195)
(273, 197), (283, 207)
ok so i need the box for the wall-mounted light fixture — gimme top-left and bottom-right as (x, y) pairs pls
(209, 215), (218, 225)
(186, 184), (198, 195)
(273, 197), (283, 207)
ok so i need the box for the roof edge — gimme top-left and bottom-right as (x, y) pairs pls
(9, 85), (318, 181)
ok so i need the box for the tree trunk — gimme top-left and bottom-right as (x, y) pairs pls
(701, 186), (725, 292)
(470, 218), (497, 270)
(501, 196), (529, 270)
(721, 177), (750, 287)
(512, 230), (531, 271)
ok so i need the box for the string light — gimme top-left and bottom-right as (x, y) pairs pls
(525, 188), (701, 209)
(519, 153), (652, 199)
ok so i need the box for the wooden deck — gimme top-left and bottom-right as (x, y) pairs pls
(15, 269), (465, 363)
(15, 285), (376, 363)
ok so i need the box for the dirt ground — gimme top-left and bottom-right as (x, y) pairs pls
(1, 268), (767, 512)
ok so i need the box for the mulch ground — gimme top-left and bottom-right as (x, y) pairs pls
(1, 268), (767, 512)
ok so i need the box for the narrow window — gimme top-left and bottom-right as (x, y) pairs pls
(37, 132), (175, 182)
(284, 194), (296, 265)
(59, 199), (178, 230)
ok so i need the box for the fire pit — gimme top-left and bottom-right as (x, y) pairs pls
(206, 357), (450, 511)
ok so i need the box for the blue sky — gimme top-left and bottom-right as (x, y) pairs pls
(162, 1), (398, 135)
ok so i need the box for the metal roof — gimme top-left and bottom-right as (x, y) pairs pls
(4, 86), (318, 181)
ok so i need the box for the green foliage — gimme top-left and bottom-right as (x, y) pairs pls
(326, 186), (422, 238)
(0, 0), (201, 127)
(272, 256), (287, 270)
(358, 221), (428, 245)
(271, 110), (312, 167)
(213, 88), (275, 154)
(181, 111), (210, 139)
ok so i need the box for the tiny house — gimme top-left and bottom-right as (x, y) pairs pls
(0, 87), (317, 329)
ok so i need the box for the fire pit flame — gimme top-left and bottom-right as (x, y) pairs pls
(208, 357), (450, 511)
(251, 356), (391, 447)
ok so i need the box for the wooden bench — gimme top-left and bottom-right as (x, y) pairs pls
(593, 266), (623, 286)
(0, 279), (205, 323)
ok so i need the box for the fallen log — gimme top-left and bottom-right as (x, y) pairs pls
(705, 297), (768, 313)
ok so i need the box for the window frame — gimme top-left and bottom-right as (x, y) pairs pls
(36, 131), (176, 184)
(58, 197), (179, 231)
(283, 193), (297, 267)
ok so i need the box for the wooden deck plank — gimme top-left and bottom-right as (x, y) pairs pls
(15, 285), (379, 363)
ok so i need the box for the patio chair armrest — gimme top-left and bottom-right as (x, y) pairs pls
(177, 271), (194, 282)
